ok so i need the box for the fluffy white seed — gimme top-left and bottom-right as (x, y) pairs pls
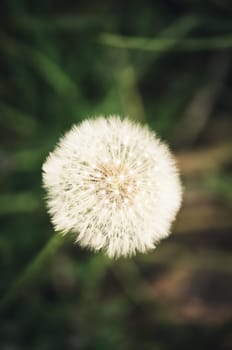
(42, 116), (182, 258)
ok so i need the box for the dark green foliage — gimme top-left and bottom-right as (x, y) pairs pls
(0, 1), (232, 349)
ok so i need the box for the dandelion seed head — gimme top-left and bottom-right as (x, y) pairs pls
(42, 116), (182, 258)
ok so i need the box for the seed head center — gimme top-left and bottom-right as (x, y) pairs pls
(93, 160), (137, 205)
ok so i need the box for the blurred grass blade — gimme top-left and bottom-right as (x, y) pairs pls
(15, 15), (111, 31)
(0, 102), (38, 136)
(0, 234), (64, 313)
(12, 147), (51, 171)
(0, 34), (79, 95)
(157, 15), (199, 38)
(114, 51), (147, 124)
(97, 13), (203, 53)
(0, 192), (40, 214)
(13, 15), (232, 33)
(100, 33), (232, 51)
(30, 49), (78, 95)
(104, 16), (200, 124)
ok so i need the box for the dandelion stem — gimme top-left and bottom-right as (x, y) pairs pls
(0, 234), (64, 313)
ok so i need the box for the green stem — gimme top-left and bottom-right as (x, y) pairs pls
(0, 234), (64, 313)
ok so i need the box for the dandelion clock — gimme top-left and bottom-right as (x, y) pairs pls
(42, 116), (182, 258)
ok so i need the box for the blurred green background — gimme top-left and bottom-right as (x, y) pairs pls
(0, 0), (232, 349)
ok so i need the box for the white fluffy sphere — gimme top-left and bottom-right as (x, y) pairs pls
(42, 116), (182, 258)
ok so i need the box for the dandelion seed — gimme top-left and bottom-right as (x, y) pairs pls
(119, 173), (125, 181)
(42, 116), (182, 258)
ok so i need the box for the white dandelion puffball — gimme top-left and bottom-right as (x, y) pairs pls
(42, 116), (182, 258)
